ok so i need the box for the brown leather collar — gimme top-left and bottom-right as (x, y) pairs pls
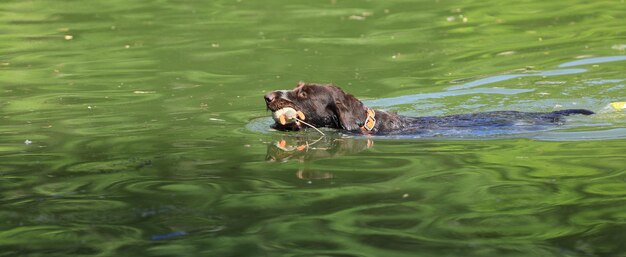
(360, 108), (376, 133)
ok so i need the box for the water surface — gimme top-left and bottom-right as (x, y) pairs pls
(1, 0), (625, 256)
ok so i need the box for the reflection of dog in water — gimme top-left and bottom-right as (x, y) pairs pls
(266, 136), (373, 162)
(265, 135), (374, 180)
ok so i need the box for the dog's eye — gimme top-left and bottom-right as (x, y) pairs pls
(298, 91), (307, 98)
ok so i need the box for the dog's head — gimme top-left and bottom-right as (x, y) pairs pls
(264, 82), (367, 131)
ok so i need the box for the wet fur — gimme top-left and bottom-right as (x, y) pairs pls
(264, 82), (594, 135)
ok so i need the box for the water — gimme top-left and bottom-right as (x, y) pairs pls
(1, 0), (625, 256)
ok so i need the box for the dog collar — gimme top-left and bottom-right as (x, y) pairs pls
(360, 108), (376, 133)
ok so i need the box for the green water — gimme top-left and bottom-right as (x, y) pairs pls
(1, 0), (626, 256)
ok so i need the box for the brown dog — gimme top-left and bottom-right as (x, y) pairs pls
(264, 82), (594, 135)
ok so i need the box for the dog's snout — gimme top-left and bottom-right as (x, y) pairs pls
(264, 91), (279, 104)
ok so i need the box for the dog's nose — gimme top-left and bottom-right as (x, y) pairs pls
(264, 91), (278, 104)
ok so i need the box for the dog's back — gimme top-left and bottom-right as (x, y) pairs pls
(386, 109), (594, 136)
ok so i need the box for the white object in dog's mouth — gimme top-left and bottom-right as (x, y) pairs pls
(272, 107), (305, 125)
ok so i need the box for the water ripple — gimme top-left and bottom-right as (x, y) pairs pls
(559, 56), (626, 68)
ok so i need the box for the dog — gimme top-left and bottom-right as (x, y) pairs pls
(264, 82), (594, 135)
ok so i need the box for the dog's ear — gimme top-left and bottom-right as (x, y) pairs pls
(327, 86), (366, 131)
